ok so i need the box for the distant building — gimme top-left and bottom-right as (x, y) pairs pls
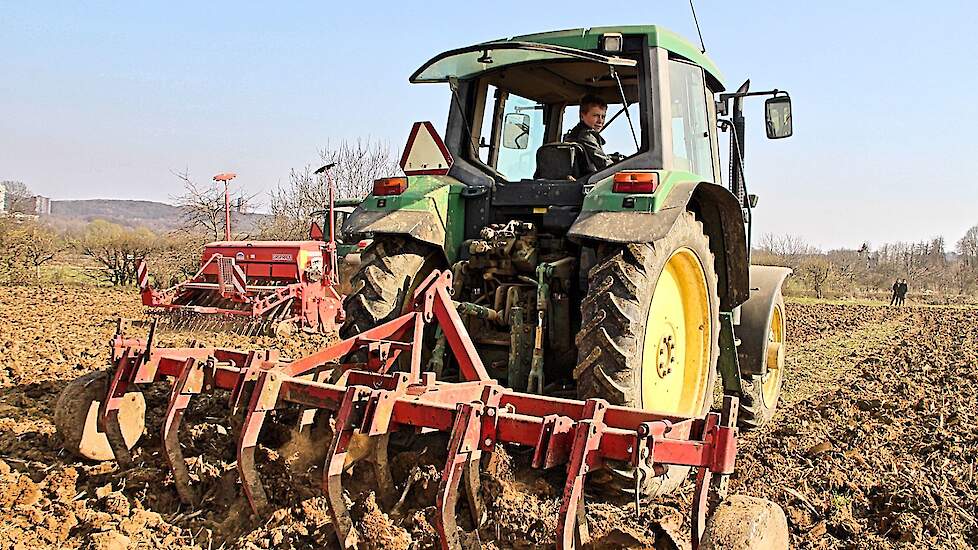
(30, 195), (51, 215)
(1, 193), (50, 216)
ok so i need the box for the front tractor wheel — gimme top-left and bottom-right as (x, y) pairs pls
(575, 211), (720, 498)
(735, 285), (787, 431)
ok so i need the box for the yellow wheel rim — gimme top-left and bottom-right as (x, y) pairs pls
(640, 248), (712, 417)
(762, 304), (785, 406)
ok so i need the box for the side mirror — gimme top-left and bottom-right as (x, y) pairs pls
(502, 113), (530, 150)
(764, 96), (793, 139)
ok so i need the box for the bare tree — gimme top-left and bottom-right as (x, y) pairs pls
(260, 138), (399, 239)
(798, 256), (832, 299)
(957, 225), (978, 268)
(76, 220), (158, 285)
(758, 233), (817, 258)
(1, 180), (37, 214)
(147, 231), (205, 287)
(321, 138), (401, 199)
(171, 170), (255, 241)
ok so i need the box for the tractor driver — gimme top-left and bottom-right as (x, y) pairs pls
(564, 94), (614, 173)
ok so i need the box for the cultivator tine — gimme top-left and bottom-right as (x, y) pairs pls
(323, 386), (372, 548)
(370, 433), (397, 508)
(161, 358), (203, 506)
(103, 408), (134, 468)
(99, 347), (137, 468)
(436, 401), (485, 550)
(237, 370), (279, 516)
(556, 399), (608, 549)
(691, 395), (739, 549)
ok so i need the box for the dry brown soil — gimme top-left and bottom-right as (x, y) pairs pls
(0, 286), (974, 549)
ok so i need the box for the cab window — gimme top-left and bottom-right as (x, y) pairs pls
(470, 59), (645, 182)
(497, 95), (545, 179)
(668, 60), (713, 179)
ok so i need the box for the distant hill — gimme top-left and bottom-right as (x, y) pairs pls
(49, 199), (268, 233)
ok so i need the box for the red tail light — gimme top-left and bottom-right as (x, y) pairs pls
(612, 172), (658, 193)
(373, 177), (408, 195)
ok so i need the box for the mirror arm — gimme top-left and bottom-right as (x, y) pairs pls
(719, 88), (788, 114)
(719, 88), (785, 102)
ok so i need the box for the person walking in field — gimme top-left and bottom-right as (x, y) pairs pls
(890, 279), (900, 306)
(897, 279), (909, 306)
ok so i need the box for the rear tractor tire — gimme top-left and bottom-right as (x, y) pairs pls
(54, 370), (146, 462)
(575, 211), (720, 498)
(340, 236), (438, 339)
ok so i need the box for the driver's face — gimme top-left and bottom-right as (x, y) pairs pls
(580, 105), (607, 132)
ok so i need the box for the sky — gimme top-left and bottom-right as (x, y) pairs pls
(2, 1), (977, 249)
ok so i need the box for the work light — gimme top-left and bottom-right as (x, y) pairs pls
(600, 33), (623, 53)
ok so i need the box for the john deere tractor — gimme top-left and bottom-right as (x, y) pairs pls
(341, 25), (793, 497)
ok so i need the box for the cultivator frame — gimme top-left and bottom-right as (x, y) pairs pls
(100, 270), (738, 549)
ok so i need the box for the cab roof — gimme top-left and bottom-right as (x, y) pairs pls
(492, 25), (724, 90)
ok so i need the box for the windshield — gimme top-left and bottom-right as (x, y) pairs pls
(471, 59), (645, 182)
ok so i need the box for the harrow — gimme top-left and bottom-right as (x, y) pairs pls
(68, 270), (742, 549)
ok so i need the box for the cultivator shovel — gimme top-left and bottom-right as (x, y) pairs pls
(59, 270), (742, 549)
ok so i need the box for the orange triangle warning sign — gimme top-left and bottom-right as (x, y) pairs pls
(400, 121), (453, 176)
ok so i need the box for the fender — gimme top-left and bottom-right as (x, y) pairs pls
(342, 175), (465, 262)
(737, 265), (792, 376)
(569, 173), (751, 309)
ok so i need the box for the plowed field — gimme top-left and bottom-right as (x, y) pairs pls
(0, 286), (974, 549)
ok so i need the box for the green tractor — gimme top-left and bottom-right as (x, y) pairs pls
(342, 25), (792, 497)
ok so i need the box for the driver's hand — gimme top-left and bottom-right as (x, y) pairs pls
(609, 152), (625, 163)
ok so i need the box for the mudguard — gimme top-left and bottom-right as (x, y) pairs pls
(343, 209), (445, 248)
(569, 176), (751, 309)
(736, 265), (792, 376)
(341, 175), (464, 262)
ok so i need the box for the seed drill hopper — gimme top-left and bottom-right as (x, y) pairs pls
(57, 270), (740, 549)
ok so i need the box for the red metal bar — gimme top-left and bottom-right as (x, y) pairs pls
(424, 271), (491, 382)
(283, 312), (420, 376)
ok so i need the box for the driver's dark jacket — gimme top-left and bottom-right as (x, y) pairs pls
(564, 122), (613, 172)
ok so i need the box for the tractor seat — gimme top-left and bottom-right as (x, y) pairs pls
(533, 142), (587, 181)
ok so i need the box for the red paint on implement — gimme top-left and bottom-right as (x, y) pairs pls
(97, 269), (738, 549)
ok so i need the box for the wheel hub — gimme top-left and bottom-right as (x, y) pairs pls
(656, 333), (677, 378)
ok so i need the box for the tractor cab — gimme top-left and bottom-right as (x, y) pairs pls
(411, 28), (728, 189)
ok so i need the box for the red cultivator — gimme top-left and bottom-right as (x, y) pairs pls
(95, 270), (739, 549)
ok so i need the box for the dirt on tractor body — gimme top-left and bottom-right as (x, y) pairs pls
(0, 286), (975, 549)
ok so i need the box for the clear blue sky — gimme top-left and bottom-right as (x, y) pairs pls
(2, 1), (976, 249)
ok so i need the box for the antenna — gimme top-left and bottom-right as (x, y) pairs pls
(689, 0), (707, 53)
